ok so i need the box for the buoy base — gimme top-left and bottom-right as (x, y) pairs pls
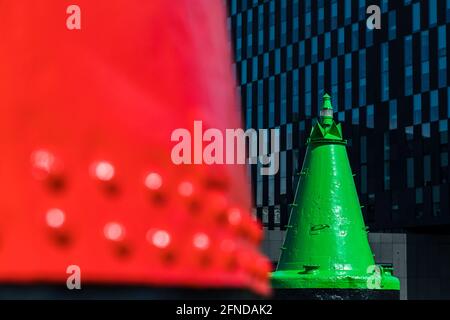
(273, 288), (400, 300)
(0, 284), (260, 300)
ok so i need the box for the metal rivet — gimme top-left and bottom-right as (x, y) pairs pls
(145, 172), (167, 205)
(193, 233), (209, 250)
(92, 161), (115, 182)
(104, 222), (125, 241)
(45, 208), (71, 247)
(46, 208), (65, 228)
(147, 229), (171, 249)
(145, 173), (163, 190)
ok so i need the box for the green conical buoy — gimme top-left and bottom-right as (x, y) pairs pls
(271, 94), (400, 300)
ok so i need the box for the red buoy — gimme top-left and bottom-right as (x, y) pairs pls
(0, 0), (269, 297)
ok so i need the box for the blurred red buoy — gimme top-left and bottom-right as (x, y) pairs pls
(0, 0), (269, 297)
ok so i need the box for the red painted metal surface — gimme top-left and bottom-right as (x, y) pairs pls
(0, 0), (270, 295)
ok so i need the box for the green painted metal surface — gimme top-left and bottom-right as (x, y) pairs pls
(271, 94), (400, 291)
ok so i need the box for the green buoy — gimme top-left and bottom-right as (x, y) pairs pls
(271, 94), (400, 300)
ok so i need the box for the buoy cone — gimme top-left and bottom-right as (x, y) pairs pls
(271, 94), (400, 300)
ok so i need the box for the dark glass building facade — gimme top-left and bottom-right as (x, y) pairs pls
(227, 0), (450, 233)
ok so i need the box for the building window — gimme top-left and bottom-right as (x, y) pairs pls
(352, 23), (359, 51)
(293, 69), (299, 95)
(305, 92), (312, 118)
(269, 25), (275, 50)
(359, 0), (366, 20)
(287, 45), (293, 70)
(438, 26), (447, 87)
(422, 123), (431, 138)
(299, 41), (305, 67)
(421, 31), (429, 62)
(246, 83), (252, 108)
(258, 29), (263, 54)
(318, 7), (324, 34)
(359, 49), (366, 78)
(345, 0), (351, 24)
(412, 2), (421, 32)
(359, 78), (366, 107)
(281, 74), (287, 125)
(263, 53), (269, 78)
(287, 124), (293, 150)
(252, 57), (258, 82)
(305, 66), (311, 117)
(381, 43), (389, 101)
(345, 54), (353, 78)
(430, 91), (439, 122)
(318, 62), (325, 101)
(325, 32), (331, 59)
(381, 0), (388, 12)
(338, 28), (345, 55)
(257, 80), (263, 105)
(405, 126), (414, 141)
(293, 16), (299, 42)
(345, 82), (352, 110)
(389, 11), (396, 40)
(416, 188), (423, 204)
(345, 54), (352, 109)
(429, 0), (437, 27)
(352, 108), (359, 125)
(258, 5), (264, 30)
(389, 100), (397, 129)
(407, 158), (414, 188)
(275, 49), (281, 74)
(421, 61), (430, 91)
(281, 21), (287, 48)
(405, 35), (413, 65)
(384, 163), (390, 191)
(447, 0), (450, 22)
(305, 11), (311, 38)
(236, 39), (242, 61)
(312, 37), (318, 63)
(404, 35), (413, 96)
(331, 0), (338, 29)
(413, 94), (422, 125)
(367, 105), (374, 128)
(230, 0), (236, 15)
(384, 132), (390, 160)
(405, 66), (413, 96)
(439, 120), (448, 144)
(241, 60), (247, 84)
(366, 24), (373, 46)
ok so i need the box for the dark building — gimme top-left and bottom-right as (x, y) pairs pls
(227, 0), (450, 299)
